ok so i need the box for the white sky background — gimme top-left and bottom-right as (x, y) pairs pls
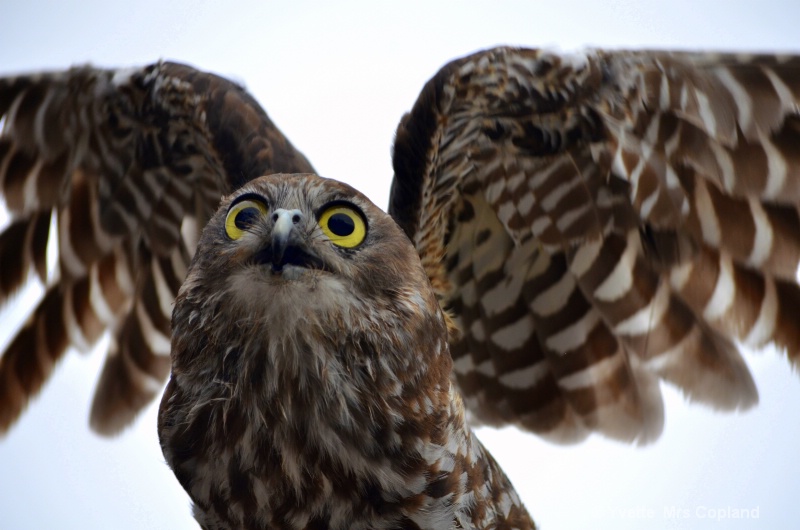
(1, 1), (799, 529)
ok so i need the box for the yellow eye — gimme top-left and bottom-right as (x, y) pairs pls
(225, 199), (268, 240)
(319, 204), (367, 248)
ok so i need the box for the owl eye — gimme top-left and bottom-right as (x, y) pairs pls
(319, 203), (367, 248)
(225, 198), (269, 240)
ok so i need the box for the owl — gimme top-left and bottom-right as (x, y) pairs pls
(1, 46), (800, 525)
(158, 173), (534, 528)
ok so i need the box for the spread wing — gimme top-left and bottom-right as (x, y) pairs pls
(3, 48), (800, 447)
(0, 62), (313, 435)
(390, 47), (800, 444)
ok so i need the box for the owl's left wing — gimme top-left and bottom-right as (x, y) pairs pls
(390, 47), (800, 444)
(0, 62), (314, 435)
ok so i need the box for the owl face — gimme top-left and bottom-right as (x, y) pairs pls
(204, 173), (417, 290)
(220, 175), (369, 283)
(175, 173), (436, 360)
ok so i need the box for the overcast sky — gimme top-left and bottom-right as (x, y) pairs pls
(1, 1), (799, 529)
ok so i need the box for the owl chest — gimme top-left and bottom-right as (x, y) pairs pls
(183, 422), (444, 530)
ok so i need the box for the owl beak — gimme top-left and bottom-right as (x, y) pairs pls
(267, 209), (327, 273)
(271, 209), (300, 267)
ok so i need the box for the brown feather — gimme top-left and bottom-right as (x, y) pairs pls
(0, 61), (313, 436)
(391, 46), (800, 443)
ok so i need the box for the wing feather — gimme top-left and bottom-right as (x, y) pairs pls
(0, 62), (313, 435)
(391, 46), (800, 442)
(3, 46), (799, 446)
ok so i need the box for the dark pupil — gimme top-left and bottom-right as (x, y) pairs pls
(328, 212), (355, 236)
(234, 207), (260, 229)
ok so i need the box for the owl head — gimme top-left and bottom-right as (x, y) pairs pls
(169, 173), (450, 393)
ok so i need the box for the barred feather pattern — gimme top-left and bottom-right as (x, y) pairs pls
(158, 174), (535, 529)
(391, 47), (800, 443)
(2, 46), (800, 525)
(0, 62), (313, 435)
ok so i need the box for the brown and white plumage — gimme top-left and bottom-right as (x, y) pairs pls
(159, 173), (533, 528)
(0, 62), (313, 434)
(1, 46), (800, 525)
(391, 48), (800, 444)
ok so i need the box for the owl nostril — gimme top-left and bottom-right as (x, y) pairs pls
(272, 209), (303, 224)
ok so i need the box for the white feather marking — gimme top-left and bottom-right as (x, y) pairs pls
(639, 186), (661, 220)
(693, 178), (721, 247)
(169, 247), (189, 284)
(561, 50), (590, 70)
(669, 261), (694, 291)
(744, 277), (778, 348)
(615, 282), (670, 335)
(480, 281), (518, 316)
(625, 141), (655, 209)
(679, 83), (690, 115)
(151, 259), (176, 319)
(593, 232), (638, 303)
(664, 121), (682, 158)
(471, 240), (506, 281)
(111, 67), (140, 87)
(490, 314), (535, 350)
(529, 157), (564, 190)
(541, 174), (580, 211)
(496, 202), (517, 227)
(709, 141), (737, 195)
(22, 158), (43, 212)
(484, 177), (507, 204)
(545, 309), (600, 353)
(517, 192), (535, 216)
(746, 197), (773, 267)
(759, 131), (788, 199)
(555, 204), (591, 233)
(714, 67), (754, 137)
(114, 251), (134, 296)
(62, 287), (90, 352)
(459, 278), (477, 306)
(665, 166), (681, 190)
(3, 88), (26, 135)
(694, 90), (718, 139)
(559, 352), (623, 391)
(469, 319), (486, 342)
(475, 359), (495, 377)
(641, 328), (695, 373)
(498, 362), (549, 390)
(531, 271), (575, 317)
(530, 216), (552, 237)
(681, 198), (690, 216)
(135, 302), (170, 356)
(611, 142), (628, 179)
(32, 87), (56, 153)
(85, 197), (116, 257)
(659, 72), (671, 110)
(506, 169), (526, 192)
(762, 66), (799, 114)
(569, 238), (603, 278)
(451, 351), (475, 375)
(703, 253), (735, 321)
(497, 491), (514, 518)
(58, 210), (88, 278)
(88, 265), (116, 325)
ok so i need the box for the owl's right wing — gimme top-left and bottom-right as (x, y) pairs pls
(390, 47), (800, 444)
(0, 62), (314, 435)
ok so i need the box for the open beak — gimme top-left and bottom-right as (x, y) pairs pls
(254, 209), (327, 273)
